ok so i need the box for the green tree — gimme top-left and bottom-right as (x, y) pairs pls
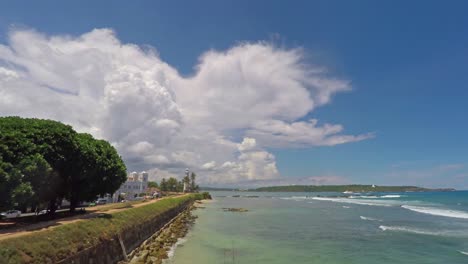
(0, 161), (22, 210)
(0, 117), (127, 213)
(148, 181), (159, 188)
(0, 117), (77, 212)
(166, 177), (179, 192)
(190, 172), (198, 192)
(18, 154), (61, 212)
(11, 182), (34, 212)
(160, 178), (168, 192)
(67, 133), (127, 212)
(177, 180), (184, 192)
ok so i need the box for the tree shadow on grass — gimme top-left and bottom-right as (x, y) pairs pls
(96, 214), (113, 219)
(0, 210), (114, 235)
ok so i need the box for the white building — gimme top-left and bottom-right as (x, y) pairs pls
(113, 171), (149, 201)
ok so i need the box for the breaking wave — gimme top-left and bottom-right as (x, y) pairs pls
(379, 225), (465, 237)
(401, 205), (468, 219)
(381, 195), (402, 198)
(360, 216), (382, 222)
(166, 238), (188, 259)
(350, 195), (402, 199)
(280, 196), (312, 201)
(312, 197), (397, 207)
(459, 251), (468, 256)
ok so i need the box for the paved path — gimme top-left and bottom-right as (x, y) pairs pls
(0, 194), (188, 241)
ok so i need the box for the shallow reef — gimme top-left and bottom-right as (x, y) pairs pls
(222, 207), (249, 212)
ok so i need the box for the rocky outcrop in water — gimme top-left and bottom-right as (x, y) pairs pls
(222, 208), (249, 212)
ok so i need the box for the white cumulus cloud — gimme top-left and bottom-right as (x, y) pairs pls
(0, 28), (372, 184)
(238, 137), (257, 152)
(202, 161), (217, 170)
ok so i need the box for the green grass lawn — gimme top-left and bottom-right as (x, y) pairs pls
(0, 193), (209, 264)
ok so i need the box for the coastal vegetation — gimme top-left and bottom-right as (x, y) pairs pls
(200, 187), (237, 191)
(0, 193), (210, 264)
(147, 181), (159, 188)
(159, 173), (199, 193)
(0, 117), (127, 213)
(251, 185), (455, 192)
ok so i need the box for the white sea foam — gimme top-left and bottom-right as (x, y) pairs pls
(380, 195), (401, 198)
(280, 196), (311, 201)
(360, 216), (382, 222)
(342, 206), (351, 208)
(312, 197), (395, 207)
(291, 196), (309, 199)
(350, 195), (378, 199)
(378, 225), (463, 237)
(401, 205), (468, 219)
(166, 237), (187, 259)
(459, 251), (468, 256)
(350, 195), (401, 199)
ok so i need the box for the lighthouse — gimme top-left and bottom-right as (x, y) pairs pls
(183, 168), (189, 192)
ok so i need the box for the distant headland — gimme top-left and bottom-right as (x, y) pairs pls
(201, 185), (456, 192)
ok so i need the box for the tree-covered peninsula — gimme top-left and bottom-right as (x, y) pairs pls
(251, 185), (455, 192)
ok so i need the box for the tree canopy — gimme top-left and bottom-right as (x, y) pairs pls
(159, 172), (199, 193)
(147, 181), (159, 188)
(0, 117), (127, 212)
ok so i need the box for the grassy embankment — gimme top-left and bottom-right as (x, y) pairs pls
(0, 193), (210, 264)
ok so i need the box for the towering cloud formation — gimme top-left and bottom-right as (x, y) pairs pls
(0, 28), (372, 184)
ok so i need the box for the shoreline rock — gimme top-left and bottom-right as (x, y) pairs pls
(119, 203), (199, 264)
(222, 208), (249, 212)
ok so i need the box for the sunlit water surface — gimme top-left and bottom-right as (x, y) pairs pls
(168, 191), (468, 264)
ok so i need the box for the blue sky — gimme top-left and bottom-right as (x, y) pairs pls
(1, 0), (467, 188)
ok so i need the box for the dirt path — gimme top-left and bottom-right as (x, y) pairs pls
(0, 194), (188, 241)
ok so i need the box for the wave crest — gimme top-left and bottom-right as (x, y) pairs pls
(379, 225), (466, 237)
(381, 195), (401, 198)
(360, 216), (382, 222)
(312, 197), (395, 207)
(401, 205), (468, 219)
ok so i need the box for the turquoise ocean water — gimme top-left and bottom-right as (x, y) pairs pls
(168, 191), (468, 264)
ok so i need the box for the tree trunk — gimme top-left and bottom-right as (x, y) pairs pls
(69, 196), (78, 212)
(48, 199), (57, 215)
